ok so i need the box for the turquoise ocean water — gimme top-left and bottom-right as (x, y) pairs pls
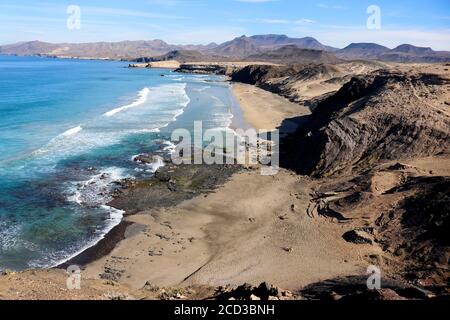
(0, 55), (238, 270)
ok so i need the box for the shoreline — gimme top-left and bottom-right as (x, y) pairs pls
(59, 76), (327, 285)
(231, 83), (311, 133)
(58, 77), (248, 271)
(0, 57), (448, 300)
(75, 80), (373, 291)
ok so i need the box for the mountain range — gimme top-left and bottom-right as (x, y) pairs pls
(337, 43), (450, 63)
(1, 34), (449, 63)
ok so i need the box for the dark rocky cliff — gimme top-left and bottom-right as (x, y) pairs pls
(282, 71), (450, 177)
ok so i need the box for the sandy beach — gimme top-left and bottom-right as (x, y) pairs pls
(231, 83), (308, 132)
(77, 83), (377, 292)
(83, 171), (375, 291)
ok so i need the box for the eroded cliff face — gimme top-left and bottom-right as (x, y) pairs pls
(282, 70), (450, 177)
(231, 62), (385, 104)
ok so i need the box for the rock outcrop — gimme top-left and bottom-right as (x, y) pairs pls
(308, 163), (450, 293)
(230, 62), (385, 104)
(282, 70), (450, 177)
(175, 64), (229, 75)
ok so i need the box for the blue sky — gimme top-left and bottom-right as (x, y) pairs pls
(1, 0), (449, 50)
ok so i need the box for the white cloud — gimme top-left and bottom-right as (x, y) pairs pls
(295, 19), (316, 25)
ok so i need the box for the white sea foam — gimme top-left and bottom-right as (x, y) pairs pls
(61, 126), (83, 137)
(104, 87), (150, 117)
(172, 108), (186, 121)
(132, 154), (166, 173)
(31, 83), (190, 163)
(162, 141), (177, 154)
(23, 167), (132, 269)
(1, 78), (227, 270)
(40, 205), (125, 269)
(67, 167), (129, 206)
(212, 111), (234, 128)
(147, 155), (165, 172)
(136, 128), (160, 133)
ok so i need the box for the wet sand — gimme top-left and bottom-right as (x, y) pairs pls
(231, 83), (310, 132)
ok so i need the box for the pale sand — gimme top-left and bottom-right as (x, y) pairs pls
(83, 86), (377, 291)
(84, 170), (376, 291)
(149, 60), (181, 69)
(231, 83), (310, 132)
(129, 60), (181, 69)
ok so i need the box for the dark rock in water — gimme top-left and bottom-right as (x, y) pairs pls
(133, 153), (162, 165)
(109, 163), (241, 215)
(343, 230), (374, 244)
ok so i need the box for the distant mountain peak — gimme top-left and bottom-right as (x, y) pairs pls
(338, 42), (449, 63)
(344, 43), (390, 50)
(211, 34), (336, 57)
(393, 44), (433, 54)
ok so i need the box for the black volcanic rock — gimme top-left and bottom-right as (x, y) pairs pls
(175, 64), (228, 75)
